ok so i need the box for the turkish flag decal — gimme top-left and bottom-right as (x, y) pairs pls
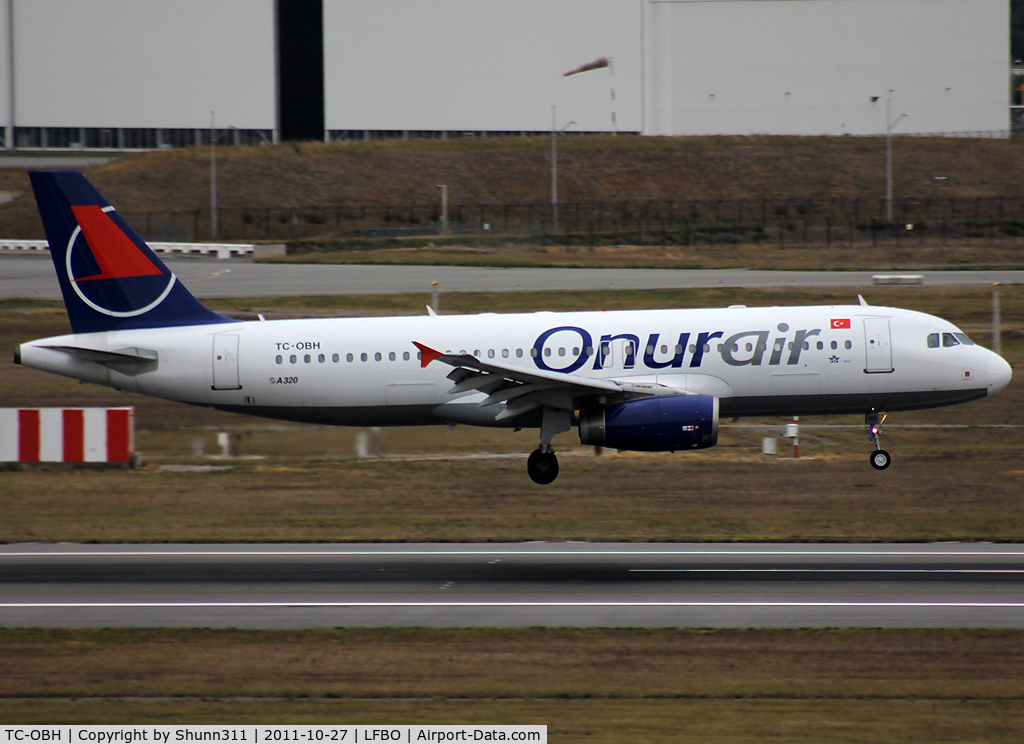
(831, 318), (851, 329)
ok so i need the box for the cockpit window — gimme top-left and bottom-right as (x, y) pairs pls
(927, 333), (940, 348)
(942, 333), (960, 348)
(953, 333), (975, 346)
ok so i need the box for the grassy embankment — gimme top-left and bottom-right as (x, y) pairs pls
(4, 136), (1024, 269)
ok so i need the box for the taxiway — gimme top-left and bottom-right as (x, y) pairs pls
(2, 254), (1022, 300)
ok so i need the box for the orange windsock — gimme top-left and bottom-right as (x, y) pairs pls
(564, 57), (609, 77)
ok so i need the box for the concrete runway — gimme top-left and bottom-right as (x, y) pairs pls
(3, 543), (1024, 629)
(2, 254), (1022, 300)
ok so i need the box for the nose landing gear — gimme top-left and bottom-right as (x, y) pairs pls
(866, 410), (890, 470)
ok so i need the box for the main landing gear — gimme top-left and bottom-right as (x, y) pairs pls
(865, 410), (891, 470)
(527, 447), (559, 485)
(527, 407), (571, 485)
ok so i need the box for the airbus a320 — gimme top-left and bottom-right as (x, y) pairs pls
(16, 171), (1013, 483)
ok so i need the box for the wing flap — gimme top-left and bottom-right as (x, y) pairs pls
(414, 341), (652, 414)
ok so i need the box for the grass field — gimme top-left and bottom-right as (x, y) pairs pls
(2, 628), (1024, 742)
(267, 237), (1024, 271)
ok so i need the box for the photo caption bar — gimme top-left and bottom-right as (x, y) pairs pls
(1, 727), (546, 744)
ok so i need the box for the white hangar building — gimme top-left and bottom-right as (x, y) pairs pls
(0, 0), (1010, 149)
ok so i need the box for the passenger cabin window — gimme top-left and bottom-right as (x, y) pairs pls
(942, 333), (959, 348)
(927, 333), (940, 348)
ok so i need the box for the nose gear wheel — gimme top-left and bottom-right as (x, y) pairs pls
(865, 410), (891, 470)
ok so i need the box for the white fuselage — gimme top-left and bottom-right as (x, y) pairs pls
(18, 304), (1011, 429)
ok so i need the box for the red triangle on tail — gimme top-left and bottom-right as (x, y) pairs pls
(70, 205), (163, 282)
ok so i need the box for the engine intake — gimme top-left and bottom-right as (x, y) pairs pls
(578, 395), (719, 452)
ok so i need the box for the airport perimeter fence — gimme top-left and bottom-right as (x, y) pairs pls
(123, 195), (1024, 248)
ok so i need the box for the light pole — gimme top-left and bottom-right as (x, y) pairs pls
(933, 175), (946, 224)
(885, 91), (907, 223)
(551, 106), (576, 232)
(6, 0), (14, 151)
(210, 110), (217, 239)
(436, 184), (448, 235)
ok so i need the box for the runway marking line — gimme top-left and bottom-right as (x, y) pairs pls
(630, 569), (1024, 573)
(5, 550), (1024, 558)
(2, 602), (1024, 608)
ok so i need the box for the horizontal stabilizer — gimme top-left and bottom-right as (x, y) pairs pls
(42, 345), (159, 375)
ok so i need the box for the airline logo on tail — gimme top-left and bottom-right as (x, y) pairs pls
(65, 205), (178, 318)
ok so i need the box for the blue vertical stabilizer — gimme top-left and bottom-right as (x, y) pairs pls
(29, 170), (233, 334)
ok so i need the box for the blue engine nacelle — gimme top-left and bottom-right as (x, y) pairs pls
(578, 395), (719, 452)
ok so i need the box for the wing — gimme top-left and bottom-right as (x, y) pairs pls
(414, 342), (678, 421)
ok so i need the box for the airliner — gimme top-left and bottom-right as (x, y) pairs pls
(15, 171), (1013, 483)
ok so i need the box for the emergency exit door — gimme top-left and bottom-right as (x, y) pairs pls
(212, 334), (242, 390)
(863, 318), (893, 373)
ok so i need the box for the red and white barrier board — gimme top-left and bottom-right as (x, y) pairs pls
(0, 408), (134, 463)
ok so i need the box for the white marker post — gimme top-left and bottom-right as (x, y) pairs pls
(784, 416), (800, 458)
